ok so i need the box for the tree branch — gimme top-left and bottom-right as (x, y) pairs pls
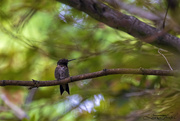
(57, 0), (180, 54)
(102, 0), (162, 21)
(0, 68), (178, 87)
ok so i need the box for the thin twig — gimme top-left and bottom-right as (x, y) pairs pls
(158, 49), (173, 70)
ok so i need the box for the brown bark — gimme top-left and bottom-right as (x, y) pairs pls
(0, 68), (178, 87)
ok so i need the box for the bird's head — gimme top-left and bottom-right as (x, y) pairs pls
(57, 58), (75, 66)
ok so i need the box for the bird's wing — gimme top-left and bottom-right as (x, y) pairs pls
(55, 67), (60, 80)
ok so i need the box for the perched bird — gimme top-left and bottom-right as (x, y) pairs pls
(54, 58), (75, 95)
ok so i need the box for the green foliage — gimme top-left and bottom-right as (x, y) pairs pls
(0, 0), (180, 121)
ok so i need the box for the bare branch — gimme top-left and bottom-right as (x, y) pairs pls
(57, 0), (180, 54)
(102, 0), (162, 21)
(0, 68), (178, 87)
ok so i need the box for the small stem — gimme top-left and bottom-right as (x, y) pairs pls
(158, 49), (173, 70)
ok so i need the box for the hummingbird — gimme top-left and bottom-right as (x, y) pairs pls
(54, 58), (75, 95)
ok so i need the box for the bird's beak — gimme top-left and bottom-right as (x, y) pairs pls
(68, 59), (76, 62)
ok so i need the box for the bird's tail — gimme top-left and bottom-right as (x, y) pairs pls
(60, 84), (70, 95)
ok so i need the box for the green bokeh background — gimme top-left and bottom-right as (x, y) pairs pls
(0, 0), (180, 121)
